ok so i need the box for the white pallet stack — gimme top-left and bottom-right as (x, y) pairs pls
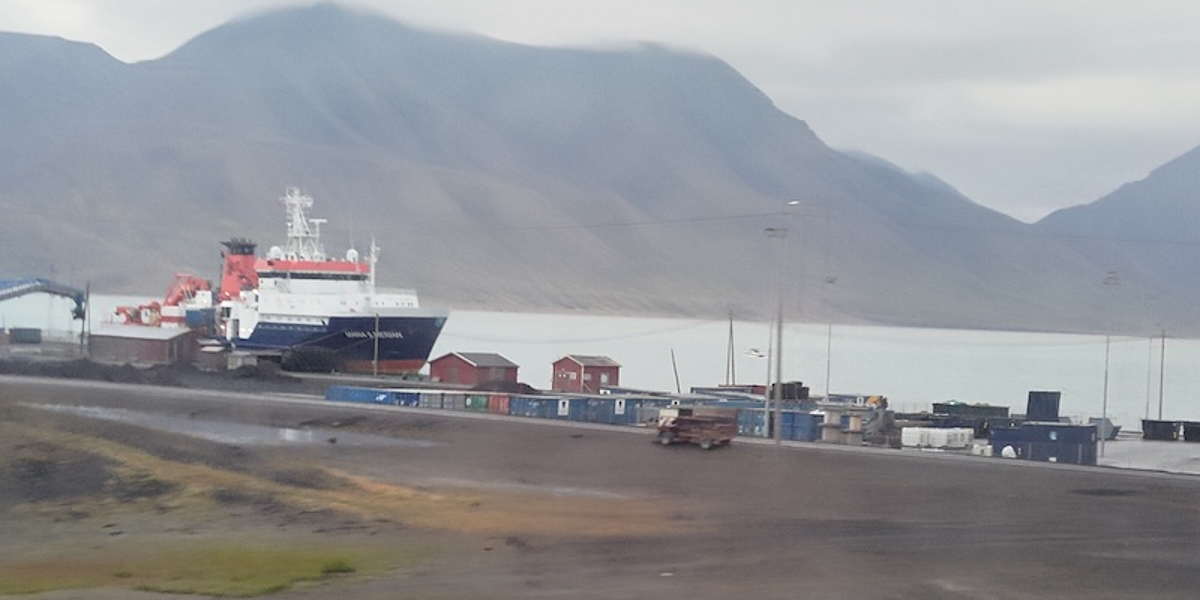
(901, 427), (974, 449)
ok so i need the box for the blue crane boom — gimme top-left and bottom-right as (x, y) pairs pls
(0, 278), (87, 319)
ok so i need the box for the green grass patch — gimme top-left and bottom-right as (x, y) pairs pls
(0, 543), (421, 597)
(321, 559), (356, 575)
(0, 561), (117, 596)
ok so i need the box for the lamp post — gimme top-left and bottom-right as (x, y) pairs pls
(824, 276), (836, 400)
(765, 226), (787, 444)
(1101, 333), (1111, 456)
(1100, 271), (1119, 456)
(818, 197), (835, 401)
(1158, 328), (1166, 420)
(764, 200), (799, 445)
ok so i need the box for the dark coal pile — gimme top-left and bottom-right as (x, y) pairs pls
(0, 358), (184, 386)
(0, 357), (327, 396)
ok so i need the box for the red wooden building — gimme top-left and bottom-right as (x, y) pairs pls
(429, 352), (519, 387)
(552, 354), (621, 394)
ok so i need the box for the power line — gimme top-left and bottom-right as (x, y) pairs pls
(384, 206), (1200, 250)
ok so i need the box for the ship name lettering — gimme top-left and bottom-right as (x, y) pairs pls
(344, 331), (404, 339)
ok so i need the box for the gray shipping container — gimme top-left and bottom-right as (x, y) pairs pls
(8, 328), (42, 344)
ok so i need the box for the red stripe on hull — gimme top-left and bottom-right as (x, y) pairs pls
(341, 358), (428, 375)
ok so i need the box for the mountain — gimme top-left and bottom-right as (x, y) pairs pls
(0, 4), (1194, 334)
(1036, 146), (1200, 326)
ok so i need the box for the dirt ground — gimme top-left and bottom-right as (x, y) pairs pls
(4, 368), (1200, 599)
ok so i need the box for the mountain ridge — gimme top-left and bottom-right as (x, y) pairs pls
(1, 3), (1196, 335)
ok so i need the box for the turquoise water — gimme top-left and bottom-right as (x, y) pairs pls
(3, 293), (1193, 429)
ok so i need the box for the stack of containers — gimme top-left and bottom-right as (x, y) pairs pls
(325, 385), (840, 442)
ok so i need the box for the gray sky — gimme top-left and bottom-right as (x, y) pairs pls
(2, 0), (1198, 222)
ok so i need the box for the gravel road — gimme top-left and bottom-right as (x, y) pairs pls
(4, 373), (1200, 599)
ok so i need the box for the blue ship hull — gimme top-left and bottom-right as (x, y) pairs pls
(234, 314), (446, 373)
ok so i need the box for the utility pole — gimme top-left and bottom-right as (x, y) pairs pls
(765, 226), (787, 445)
(1158, 328), (1166, 420)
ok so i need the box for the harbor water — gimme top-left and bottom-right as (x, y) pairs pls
(2, 293), (1195, 431)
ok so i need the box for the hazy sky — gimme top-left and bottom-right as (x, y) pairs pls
(2, 1), (1198, 222)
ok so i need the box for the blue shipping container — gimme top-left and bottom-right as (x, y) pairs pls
(989, 427), (1027, 457)
(326, 385), (392, 404)
(1028, 442), (1097, 466)
(737, 408), (766, 437)
(392, 390), (421, 407)
(509, 396), (557, 419)
(780, 411), (823, 442)
(580, 397), (641, 425)
(612, 397), (642, 425)
(1020, 423), (1096, 445)
(554, 397), (586, 421)
(989, 424), (1097, 465)
(326, 386), (428, 407)
(1026, 391), (1061, 422)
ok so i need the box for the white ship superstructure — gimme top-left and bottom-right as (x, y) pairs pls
(217, 188), (447, 373)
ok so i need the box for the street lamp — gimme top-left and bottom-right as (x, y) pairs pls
(815, 196), (836, 401)
(764, 200), (799, 445)
(1100, 271), (1119, 457)
(1157, 327), (1166, 420)
(824, 275), (836, 400)
(765, 226), (787, 444)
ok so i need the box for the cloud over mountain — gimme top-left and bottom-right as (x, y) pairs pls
(1, 4), (1195, 334)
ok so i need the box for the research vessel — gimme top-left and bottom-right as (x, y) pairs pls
(216, 188), (447, 373)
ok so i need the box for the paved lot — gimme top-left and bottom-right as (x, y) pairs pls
(1098, 436), (1200, 475)
(4, 375), (1200, 599)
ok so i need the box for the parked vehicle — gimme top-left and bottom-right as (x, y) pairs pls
(656, 407), (737, 450)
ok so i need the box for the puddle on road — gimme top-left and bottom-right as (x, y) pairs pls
(25, 403), (439, 448)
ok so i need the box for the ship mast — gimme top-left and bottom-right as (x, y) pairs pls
(369, 236), (379, 291)
(281, 187), (326, 261)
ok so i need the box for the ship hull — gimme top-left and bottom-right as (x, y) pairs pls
(233, 313), (446, 374)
